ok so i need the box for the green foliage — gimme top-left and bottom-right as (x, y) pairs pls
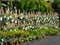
(7, 0), (13, 10)
(12, 0), (52, 13)
(0, 0), (6, 7)
(0, 0), (2, 7)
(0, 0), (53, 13)
(52, 0), (60, 13)
(0, 28), (60, 43)
(52, 0), (60, 27)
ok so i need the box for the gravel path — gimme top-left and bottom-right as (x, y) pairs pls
(22, 36), (60, 45)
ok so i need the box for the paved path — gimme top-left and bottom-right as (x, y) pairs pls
(22, 36), (60, 45)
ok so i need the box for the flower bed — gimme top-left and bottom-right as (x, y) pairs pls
(0, 13), (60, 45)
(0, 28), (60, 45)
(0, 14), (59, 30)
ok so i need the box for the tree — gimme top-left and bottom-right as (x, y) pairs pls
(52, 0), (60, 27)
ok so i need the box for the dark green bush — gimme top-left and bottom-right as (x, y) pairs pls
(5, 0), (52, 13)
